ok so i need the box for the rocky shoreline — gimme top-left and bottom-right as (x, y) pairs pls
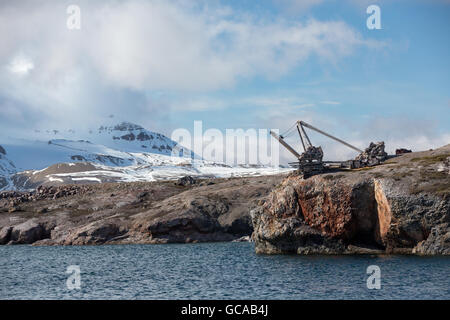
(0, 175), (284, 246)
(0, 145), (449, 255)
(252, 145), (449, 255)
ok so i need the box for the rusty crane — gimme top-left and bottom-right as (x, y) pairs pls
(270, 120), (370, 177)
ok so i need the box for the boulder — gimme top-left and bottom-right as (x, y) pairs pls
(63, 221), (126, 245)
(396, 148), (412, 155)
(175, 176), (197, 186)
(232, 235), (252, 242)
(10, 220), (50, 244)
(0, 226), (12, 244)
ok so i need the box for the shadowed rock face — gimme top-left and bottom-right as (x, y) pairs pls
(252, 145), (450, 255)
(121, 133), (135, 141)
(130, 177), (282, 244)
(5, 220), (54, 244)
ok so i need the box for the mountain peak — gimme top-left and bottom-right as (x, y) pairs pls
(100, 121), (145, 132)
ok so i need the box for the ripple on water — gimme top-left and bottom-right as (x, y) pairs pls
(1, 243), (449, 299)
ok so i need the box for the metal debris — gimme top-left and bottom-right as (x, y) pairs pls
(354, 142), (388, 167)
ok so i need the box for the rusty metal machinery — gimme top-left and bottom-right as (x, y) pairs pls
(270, 120), (385, 178)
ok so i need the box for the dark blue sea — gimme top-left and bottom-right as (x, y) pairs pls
(1, 242), (449, 299)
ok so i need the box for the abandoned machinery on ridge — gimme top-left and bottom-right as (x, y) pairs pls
(270, 121), (388, 177)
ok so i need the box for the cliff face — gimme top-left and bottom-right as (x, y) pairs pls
(252, 145), (450, 255)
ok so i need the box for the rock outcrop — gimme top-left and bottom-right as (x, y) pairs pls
(175, 176), (197, 186)
(252, 145), (450, 255)
(3, 220), (54, 244)
(0, 175), (284, 245)
(130, 177), (278, 243)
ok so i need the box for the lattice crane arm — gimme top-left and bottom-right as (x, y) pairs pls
(269, 130), (301, 159)
(298, 121), (363, 153)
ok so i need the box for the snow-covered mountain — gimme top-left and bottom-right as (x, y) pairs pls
(0, 145), (16, 190)
(30, 121), (192, 156)
(0, 122), (291, 191)
(91, 122), (193, 157)
(2, 122), (193, 171)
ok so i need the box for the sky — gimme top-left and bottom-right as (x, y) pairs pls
(0, 0), (449, 163)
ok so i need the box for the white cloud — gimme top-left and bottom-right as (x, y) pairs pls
(86, 2), (374, 91)
(176, 97), (227, 111)
(274, 0), (324, 13)
(320, 100), (341, 105)
(7, 54), (34, 75)
(0, 1), (376, 91)
(0, 0), (381, 135)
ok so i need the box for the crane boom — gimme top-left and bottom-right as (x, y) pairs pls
(270, 130), (301, 158)
(296, 125), (307, 152)
(297, 122), (312, 151)
(298, 121), (363, 153)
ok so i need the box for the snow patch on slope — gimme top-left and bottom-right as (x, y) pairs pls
(0, 145), (17, 191)
(1, 122), (292, 191)
(34, 161), (291, 186)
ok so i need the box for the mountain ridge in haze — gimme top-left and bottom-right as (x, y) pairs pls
(0, 121), (290, 191)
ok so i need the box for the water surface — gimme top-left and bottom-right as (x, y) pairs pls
(1, 243), (449, 299)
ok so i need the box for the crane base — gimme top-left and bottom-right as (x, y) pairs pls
(288, 162), (325, 178)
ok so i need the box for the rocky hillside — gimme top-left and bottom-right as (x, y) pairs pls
(252, 144), (450, 255)
(0, 175), (285, 245)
